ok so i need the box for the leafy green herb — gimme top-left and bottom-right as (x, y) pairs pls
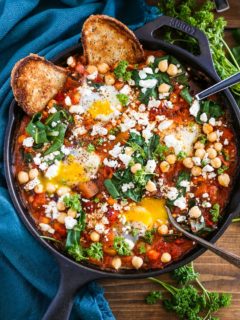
(96, 137), (104, 145)
(131, 228), (139, 237)
(63, 194), (82, 212)
(180, 87), (192, 104)
(143, 229), (155, 244)
(116, 93), (129, 106)
(153, 143), (169, 161)
(177, 151), (187, 160)
(157, 0), (240, 98)
(210, 203), (220, 223)
(109, 127), (120, 136)
(147, 262), (232, 319)
(172, 263), (199, 285)
(201, 159), (208, 167)
(196, 100), (223, 124)
(93, 197), (100, 203)
(198, 134), (208, 145)
(222, 149), (230, 161)
(139, 244), (146, 254)
(114, 60), (132, 81)
(65, 210), (86, 261)
(113, 236), (131, 256)
(87, 143), (95, 152)
(145, 291), (162, 304)
(217, 165), (229, 175)
(87, 242), (103, 261)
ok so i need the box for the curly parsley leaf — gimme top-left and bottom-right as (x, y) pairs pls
(63, 194), (82, 212)
(145, 291), (162, 304)
(113, 236), (131, 256)
(114, 60), (132, 81)
(87, 242), (103, 261)
(210, 203), (220, 223)
(117, 93), (129, 106)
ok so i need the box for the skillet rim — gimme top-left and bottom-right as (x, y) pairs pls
(4, 41), (240, 280)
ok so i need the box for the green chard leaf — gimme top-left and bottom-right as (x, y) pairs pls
(180, 87), (192, 104)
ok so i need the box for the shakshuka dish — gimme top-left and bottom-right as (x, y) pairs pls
(11, 16), (237, 271)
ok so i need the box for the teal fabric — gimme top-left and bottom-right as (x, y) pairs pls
(0, 1), (159, 319)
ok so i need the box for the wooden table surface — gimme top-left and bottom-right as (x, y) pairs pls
(100, 2), (240, 319)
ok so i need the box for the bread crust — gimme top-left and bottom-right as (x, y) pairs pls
(11, 54), (68, 115)
(82, 15), (144, 66)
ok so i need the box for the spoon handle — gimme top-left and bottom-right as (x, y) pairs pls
(175, 223), (240, 268)
(195, 72), (240, 101)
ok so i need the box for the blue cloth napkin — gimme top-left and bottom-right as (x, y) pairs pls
(0, 1), (159, 319)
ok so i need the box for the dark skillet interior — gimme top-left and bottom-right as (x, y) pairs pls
(4, 39), (240, 279)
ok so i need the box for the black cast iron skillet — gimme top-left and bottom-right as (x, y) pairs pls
(4, 15), (240, 320)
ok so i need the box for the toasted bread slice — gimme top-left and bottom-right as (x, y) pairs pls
(82, 15), (144, 66)
(11, 54), (68, 115)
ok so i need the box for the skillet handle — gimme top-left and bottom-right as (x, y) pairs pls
(135, 15), (218, 78)
(42, 258), (101, 320)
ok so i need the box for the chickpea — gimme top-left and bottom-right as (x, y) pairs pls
(207, 131), (218, 142)
(46, 182), (56, 193)
(158, 83), (171, 93)
(105, 73), (115, 85)
(112, 256), (122, 270)
(191, 166), (202, 177)
(195, 149), (205, 159)
(161, 252), (172, 263)
(194, 141), (205, 149)
(57, 186), (70, 196)
(160, 161), (170, 173)
(86, 65), (98, 74)
(166, 154), (176, 165)
(158, 224), (168, 235)
(57, 201), (66, 211)
(34, 184), (44, 194)
(211, 157), (222, 169)
(17, 171), (29, 184)
(146, 180), (157, 192)
(167, 64), (178, 76)
(214, 142), (223, 152)
(146, 55), (155, 65)
(158, 59), (168, 72)
(202, 123), (213, 134)
(206, 147), (217, 159)
(29, 168), (39, 180)
(97, 62), (110, 74)
(67, 208), (77, 218)
(183, 157), (194, 169)
(218, 173), (230, 187)
(90, 231), (100, 242)
(189, 206), (202, 219)
(131, 163), (142, 174)
(57, 213), (67, 224)
(132, 256), (143, 269)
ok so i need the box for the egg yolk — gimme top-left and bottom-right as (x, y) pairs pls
(88, 100), (113, 119)
(123, 198), (168, 228)
(40, 156), (89, 188)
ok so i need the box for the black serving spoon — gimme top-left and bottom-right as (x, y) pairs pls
(165, 206), (240, 268)
(195, 72), (240, 101)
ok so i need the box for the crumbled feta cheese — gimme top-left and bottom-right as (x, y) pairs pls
(65, 216), (77, 229)
(69, 105), (84, 114)
(45, 163), (59, 179)
(158, 119), (173, 131)
(176, 215), (187, 223)
(200, 113), (208, 122)
(224, 139), (229, 145)
(48, 106), (57, 114)
(128, 79), (135, 86)
(22, 137), (34, 147)
(166, 187), (179, 200)
(61, 145), (70, 155)
(122, 182), (134, 192)
(51, 121), (57, 128)
(119, 154), (132, 167)
(189, 100), (200, 117)
(143, 67), (153, 74)
(159, 93), (169, 100)
(67, 56), (74, 66)
(174, 196), (187, 210)
(73, 126), (87, 136)
(124, 238), (135, 250)
(139, 79), (158, 88)
(139, 70), (147, 79)
(202, 165), (214, 172)
(109, 143), (122, 158)
(39, 162), (48, 171)
(208, 172), (217, 179)
(103, 158), (118, 168)
(192, 157), (201, 166)
(65, 96), (72, 106)
(102, 216), (109, 225)
(39, 223), (55, 234)
(209, 117), (216, 126)
(142, 126), (153, 142)
(148, 99), (160, 109)
(91, 124), (108, 136)
(87, 71), (98, 80)
(120, 84), (131, 95)
(95, 223), (105, 234)
(139, 104), (146, 112)
(164, 100), (173, 109)
(202, 201), (211, 208)
(33, 154), (42, 165)
(156, 115), (166, 122)
(145, 159), (156, 173)
(108, 135), (116, 141)
(179, 180), (190, 191)
(120, 116), (136, 132)
(44, 201), (59, 219)
(202, 193), (209, 198)
(216, 130), (223, 140)
(24, 178), (40, 191)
